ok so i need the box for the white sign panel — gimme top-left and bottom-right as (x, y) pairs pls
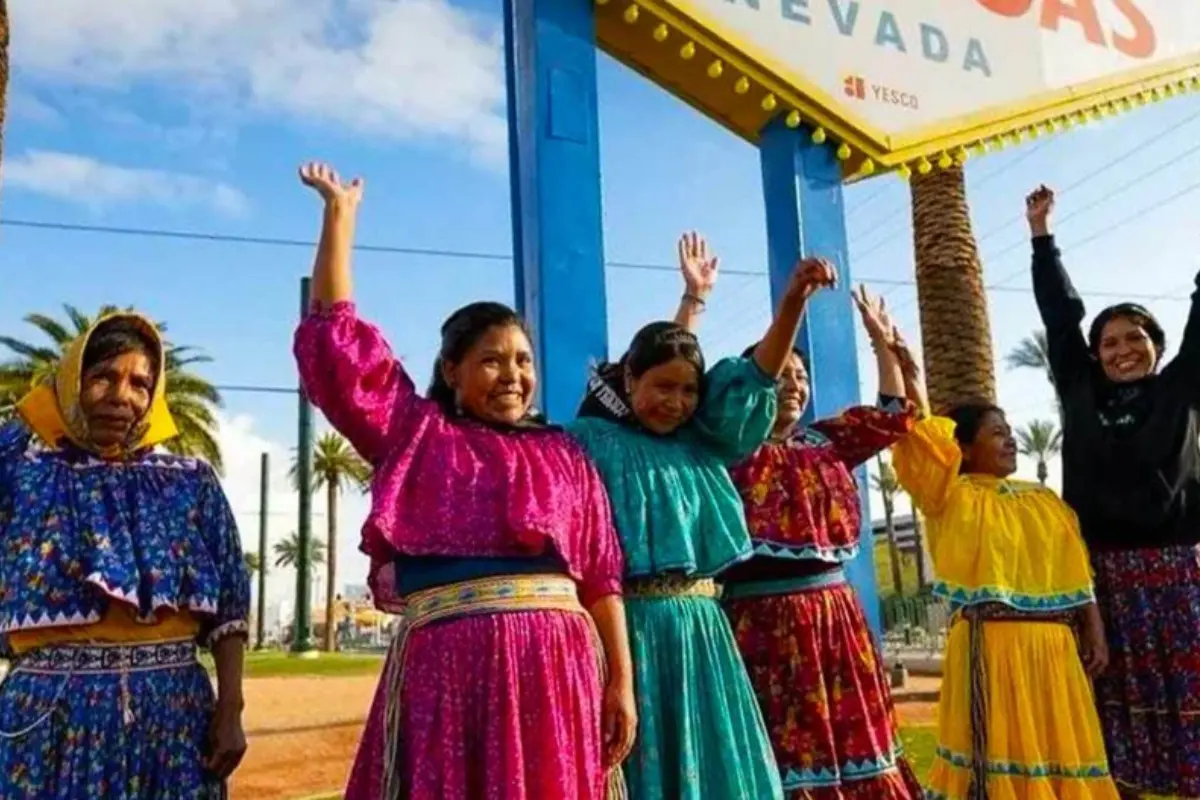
(666, 0), (1200, 137)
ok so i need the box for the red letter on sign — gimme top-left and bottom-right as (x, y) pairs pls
(975, 0), (1033, 16)
(1111, 0), (1156, 58)
(1041, 0), (1106, 46)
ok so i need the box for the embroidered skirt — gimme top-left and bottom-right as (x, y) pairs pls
(927, 608), (1119, 800)
(724, 570), (923, 799)
(0, 638), (221, 800)
(622, 576), (782, 800)
(1091, 544), (1200, 798)
(345, 574), (621, 800)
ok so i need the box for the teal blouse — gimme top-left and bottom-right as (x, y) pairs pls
(568, 356), (778, 579)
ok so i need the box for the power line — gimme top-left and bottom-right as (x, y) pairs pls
(854, 103), (1200, 265)
(214, 384), (298, 395)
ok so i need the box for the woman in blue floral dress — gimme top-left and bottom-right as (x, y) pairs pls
(0, 312), (250, 799)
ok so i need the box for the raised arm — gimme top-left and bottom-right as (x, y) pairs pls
(1162, 268), (1200, 396)
(753, 257), (836, 377)
(293, 162), (424, 464)
(673, 231), (718, 331)
(1026, 186), (1092, 385)
(852, 285), (906, 401)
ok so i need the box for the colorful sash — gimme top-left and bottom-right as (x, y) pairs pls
(380, 574), (626, 800)
(624, 576), (720, 599)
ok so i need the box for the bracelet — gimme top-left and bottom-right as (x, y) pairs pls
(682, 293), (707, 308)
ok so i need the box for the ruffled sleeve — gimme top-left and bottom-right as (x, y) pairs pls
(196, 465), (251, 648)
(891, 416), (962, 516)
(811, 399), (916, 469)
(576, 453), (625, 606)
(293, 302), (427, 465)
(690, 356), (778, 463)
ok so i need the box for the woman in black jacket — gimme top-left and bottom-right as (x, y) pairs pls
(1026, 184), (1200, 799)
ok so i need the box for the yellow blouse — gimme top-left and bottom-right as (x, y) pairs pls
(7, 604), (200, 655)
(891, 417), (1094, 611)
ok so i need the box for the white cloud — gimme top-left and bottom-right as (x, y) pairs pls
(215, 412), (372, 627)
(5, 150), (250, 216)
(13, 0), (507, 163)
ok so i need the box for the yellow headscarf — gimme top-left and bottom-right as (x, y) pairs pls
(15, 311), (178, 457)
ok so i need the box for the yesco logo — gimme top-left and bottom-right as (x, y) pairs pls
(843, 75), (920, 110)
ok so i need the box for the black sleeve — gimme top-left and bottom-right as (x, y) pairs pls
(1163, 269), (1200, 400)
(1031, 235), (1091, 387)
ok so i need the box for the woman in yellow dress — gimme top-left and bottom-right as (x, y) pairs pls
(888, 338), (1119, 800)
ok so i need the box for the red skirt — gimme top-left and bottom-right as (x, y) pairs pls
(725, 570), (923, 799)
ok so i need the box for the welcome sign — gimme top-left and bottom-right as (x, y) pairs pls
(595, 0), (1200, 178)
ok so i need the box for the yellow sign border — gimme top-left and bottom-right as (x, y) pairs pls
(595, 0), (1200, 180)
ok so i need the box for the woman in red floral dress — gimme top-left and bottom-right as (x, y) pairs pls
(720, 286), (924, 799)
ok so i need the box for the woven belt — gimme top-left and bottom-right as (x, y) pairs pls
(624, 576), (720, 599)
(2, 638), (198, 739)
(957, 604), (1078, 799)
(380, 574), (625, 800)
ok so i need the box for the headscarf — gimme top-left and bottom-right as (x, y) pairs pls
(15, 312), (178, 457)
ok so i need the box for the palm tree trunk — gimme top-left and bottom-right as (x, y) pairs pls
(0, 0), (9, 185)
(324, 483), (338, 652)
(1037, 459), (1048, 485)
(910, 503), (929, 590)
(911, 164), (997, 413)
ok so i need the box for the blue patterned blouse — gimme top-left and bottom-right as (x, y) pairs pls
(0, 421), (250, 653)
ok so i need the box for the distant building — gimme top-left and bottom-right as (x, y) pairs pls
(871, 514), (933, 588)
(343, 584), (370, 603)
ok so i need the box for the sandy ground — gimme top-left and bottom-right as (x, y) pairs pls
(231, 669), (941, 800)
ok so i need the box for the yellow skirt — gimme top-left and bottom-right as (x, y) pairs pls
(928, 618), (1120, 800)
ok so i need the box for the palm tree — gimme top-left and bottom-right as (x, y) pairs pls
(272, 531), (327, 569)
(1016, 418), (1063, 485)
(872, 455), (905, 597)
(243, 552), (262, 574)
(1006, 330), (1053, 386)
(910, 165), (997, 413)
(0, 305), (225, 471)
(290, 432), (370, 652)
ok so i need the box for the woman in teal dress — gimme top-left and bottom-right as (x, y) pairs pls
(569, 252), (836, 800)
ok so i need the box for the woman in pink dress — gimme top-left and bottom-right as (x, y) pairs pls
(292, 162), (636, 800)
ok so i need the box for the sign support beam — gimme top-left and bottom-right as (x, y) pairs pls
(759, 119), (882, 637)
(504, 0), (609, 422)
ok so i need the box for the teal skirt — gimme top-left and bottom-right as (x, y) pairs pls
(624, 587), (783, 800)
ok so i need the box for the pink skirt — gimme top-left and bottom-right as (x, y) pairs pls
(345, 608), (609, 799)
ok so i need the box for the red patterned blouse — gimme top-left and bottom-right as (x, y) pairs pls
(723, 399), (916, 582)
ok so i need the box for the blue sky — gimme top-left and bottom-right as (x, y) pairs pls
(5, 0), (1198, 615)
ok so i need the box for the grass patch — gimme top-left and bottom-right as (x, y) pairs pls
(202, 650), (384, 679)
(900, 725), (938, 783)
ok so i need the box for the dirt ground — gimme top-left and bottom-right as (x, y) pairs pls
(231, 669), (941, 800)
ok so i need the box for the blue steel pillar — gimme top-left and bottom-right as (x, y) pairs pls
(758, 119), (882, 636)
(504, 0), (608, 422)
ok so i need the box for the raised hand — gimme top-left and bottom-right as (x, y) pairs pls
(299, 162), (365, 208)
(677, 231), (719, 300)
(1025, 184), (1054, 237)
(784, 256), (838, 304)
(853, 285), (895, 347)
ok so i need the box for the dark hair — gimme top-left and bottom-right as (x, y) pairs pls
(946, 402), (1005, 449)
(1088, 303), (1167, 364)
(741, 342), (807, 371)
(577, 321), (705, 421)
(82, 318), (160, 377)
(426, 301), (530, 415)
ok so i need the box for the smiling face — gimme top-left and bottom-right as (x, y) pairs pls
(627, 357), (701, 435)
(79, 350), (156, 449)
(442, 323), (536, 425)
(961, 409), (1018, 478)
(1097, 315), (1158, 383)
(773, 351), (811, 434)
